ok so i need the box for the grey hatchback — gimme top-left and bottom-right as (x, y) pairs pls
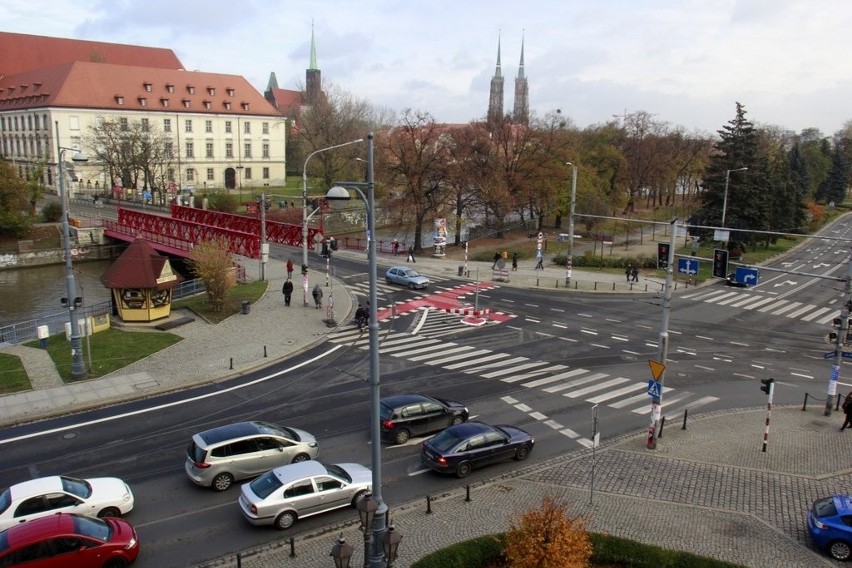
(185, 421), (319, 491)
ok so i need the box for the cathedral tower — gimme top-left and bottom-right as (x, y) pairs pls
(512, 34), (529, 125)
(305, 22), (322, 107)
(487, 34), (504, 127)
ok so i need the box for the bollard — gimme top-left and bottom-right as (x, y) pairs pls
(236, 552), (242, 568)
(426, 494), (432, 514)
(263, 345), (268, 358)
(465, 485), (471, 502)
(682, 408), (688, 430)
(802, 393), (809, 411)
(658, 416), (666, 439)
(229, 357), (234, 370)
(289, 536), (296, 557)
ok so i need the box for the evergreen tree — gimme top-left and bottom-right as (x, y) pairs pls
(823, 142), (849, 205)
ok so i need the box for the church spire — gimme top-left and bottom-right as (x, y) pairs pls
(309, 20), (318, 70)
(513, 32), (529, 125)
(306, 20), (322, 106)
(487, 32), (505, 127)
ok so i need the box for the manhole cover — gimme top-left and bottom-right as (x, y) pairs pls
(62, 432), (77, 440)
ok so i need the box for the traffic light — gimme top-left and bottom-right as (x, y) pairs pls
(301, 264), (308, 275)
(760, 378), (774, 395)
(657, 243), (670, 269)
(712, 249), (729, 279)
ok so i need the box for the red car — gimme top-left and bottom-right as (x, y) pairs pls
(0, 512), (139, 568)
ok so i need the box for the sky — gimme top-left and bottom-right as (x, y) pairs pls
(4, 0), (852, 137)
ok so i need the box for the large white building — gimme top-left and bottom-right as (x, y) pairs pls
(0, 32), (287, 200)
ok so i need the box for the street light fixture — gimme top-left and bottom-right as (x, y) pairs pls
(301, 138), (364, 306)
(55, 120), (89, 380)
(381, 524), (403, 567)
(721, 167), (748, 249)
(329, 533), (353, 568)
(326, 133), (391, 568)
(565, 162), (577, 287)
(356, 491), (378, 567)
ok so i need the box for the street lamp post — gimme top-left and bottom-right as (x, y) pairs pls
(326, 133), (390, 567)
(301, 138), (364, 306)
(55, 120), (88, 380)
(721, 167), (748, 249)
(565, 162), (577, 287)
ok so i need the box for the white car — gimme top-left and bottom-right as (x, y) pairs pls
(238, 461), (371, 530)
(385, 266), (430, 289)
(0, 475), (134, 531)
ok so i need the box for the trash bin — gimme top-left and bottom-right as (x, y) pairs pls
(240, 300), (251, 315)
(458, 265), (464, 276)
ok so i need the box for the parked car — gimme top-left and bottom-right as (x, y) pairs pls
(807, 495), (852, 560)
(380, 393), (469, 445)
(0, 476), (134, 532)
(238, 461), (372, 530)
(0, 512), (139, 567)
(385, 266), (430, 289)
(185, 421), (319, 492)
(421, 421), (535, 478)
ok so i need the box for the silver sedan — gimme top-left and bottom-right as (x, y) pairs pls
(385, 266), (430, 289)
(238, 461), (372, 530)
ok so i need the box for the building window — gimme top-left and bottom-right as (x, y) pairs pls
(224, 121), (232, 133)
(138, 97), (147, 107)
(185, 120), (192, 133)
(244, 142), (251, 158)
(120, 117), (129, 131)
(186, 168), (195, 181)
(142, 118), (149, 132)
(262, 142), (270, 158)
(160, 98), (169, 107)
(187, 85), (195, 94)
(262, 122), (269, 135)
(243, 121), (251, 134)
(207, 86), (216, 96)
(205, 120), (212, 133)
(182, 99), (191, 109)
(166, 83), (175, 93)
(203, 101), (211, 110)
(207, 168), (214, 181)
(164, 142), (173, 158)
(223, 101), (231, 110)
(262, 167), (269, 179)
(244, 167), (252, 180)
(185, 141), (194, 158)
(205, 141), (214, 158)
(115, 95), (124, 105)
(69, 116), (80, 130)
(225, 142), (233, 158)
(164, 118), (171, 132)
(241, 102), (250, 111)
(143, 82), (153, 92)
(226, 88), (235, 97)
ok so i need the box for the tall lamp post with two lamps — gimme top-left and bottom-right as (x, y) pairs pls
(721, 166), (748, 249)
(565, 162), (577, 287)
(54, 120), (89, 380)
(325, 133), (400, 567)
(301, 139), (363, 306)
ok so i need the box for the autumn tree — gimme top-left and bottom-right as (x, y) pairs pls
(187, 236), (235, 313)
(504, 496), (592, 568)
(0, 161), (34, 238)
(443, 123), (493, 245)
(84, 118), (174, 192)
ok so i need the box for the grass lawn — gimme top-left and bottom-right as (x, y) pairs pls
(172, 280), (267, 323)
(0, 353), (30, 394)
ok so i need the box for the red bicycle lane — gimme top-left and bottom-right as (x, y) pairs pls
(374, 282), (514, 323)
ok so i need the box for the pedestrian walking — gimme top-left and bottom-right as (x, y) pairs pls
(491, 250), (501, 269)
(625, 264), (632, 282)
(282, 278), (294, 307)
(535, 256), (544, 270)
(407, 245), (416, 263)
(286, 259), (294, 279)
(512, 252), (518, 271)
(631, 267), (639, 282)
(392, 239), (399, 256)
(312, 283), (323, 309)
(841, 393), (852, 431)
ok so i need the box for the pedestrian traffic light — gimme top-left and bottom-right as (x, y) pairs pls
(301, 264), (308, 275)
(760, 378), (774, 395)
(712, 249), (728, 278)
(657, 243), (670, 269)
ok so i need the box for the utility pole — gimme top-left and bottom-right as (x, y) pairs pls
(827, 256), (852, 416)
(647, 218), (677, 449)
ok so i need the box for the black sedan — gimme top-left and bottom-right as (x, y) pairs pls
(421, 421), (534, 478)
(380, 393), (469, 445)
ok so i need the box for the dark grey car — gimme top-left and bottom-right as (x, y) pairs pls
(380, 393), (469, 445)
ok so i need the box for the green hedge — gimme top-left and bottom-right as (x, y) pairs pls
(411, 532), (747, 568)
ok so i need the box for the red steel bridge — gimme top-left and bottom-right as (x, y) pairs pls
(101, 204), (321, 258)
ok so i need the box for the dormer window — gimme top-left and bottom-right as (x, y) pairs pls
(20, 84), (29, 91)
(187, 85), (195, 94)
(115, 95), (125, 105)
(241, 102), (250, 111)
(143, 82), (153, 92)
(161, 98), (170, 107)
(226, 88), (235, 97)
(207, 86), (216, 96)
(33, 82), (42, 89)
(223, 101), (231, 110)
(138, 97), (147, 107)
(166, 83), (175, 93)
(203, 100), (212, 110)
(182, 99), (191, 108)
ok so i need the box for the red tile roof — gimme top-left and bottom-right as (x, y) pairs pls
(100, 238), (184, 290)
(0, 31), (184, 76)
(0, 61), (280, 116)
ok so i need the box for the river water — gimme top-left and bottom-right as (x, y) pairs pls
(0, 260), (114, 327)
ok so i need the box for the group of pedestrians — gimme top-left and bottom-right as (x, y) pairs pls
(625, 264), (639, 282)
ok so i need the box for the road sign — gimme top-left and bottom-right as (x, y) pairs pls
(648, 360), (666, 381)
(734, 266), (759, 286)
(677, 258), (699, 275)
(822, 351), (852, 359)
(647, 379), (662, 398)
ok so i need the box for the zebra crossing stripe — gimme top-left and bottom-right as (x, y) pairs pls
(544, 373), (608, 394)
(665, 395), (718, 415)
(770, 301), (800, 316)
(407, 345), (474, 362)
(786, 304), (816, 319)
(608, 387), (670, 409)
(388, 342), (449, 358)
(564, 377), (631, 398)
(727, 294), (761, 308)
(559, 428), (581, 439)
(504, 365), (569, 384)
(379, 339), (441, 354)
(687, 290), (729, 302)
(426, 349), (493, 365)
(522, 368), (589, 388)
(816, 312), (840, 325)
(443, 352), (515, 370)
(462, 356), (530, 373)
(801, 306), (832, 322)
(742, 296), (782, 310)
(483, 361), (554, 379)
(758, 300), (790, 313)
(586, 381), (646, 403)
(706, 291), (739, 304)
(631, 391), (692, 414)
